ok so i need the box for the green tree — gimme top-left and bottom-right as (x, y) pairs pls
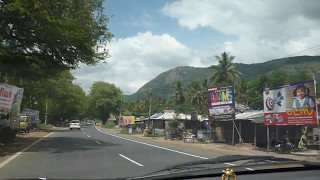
(185, 79), (209, 114)
(235, 78), (248, 105)
(174, 81), (185, 104)
(88, 82), (122, 124)
(210, 52), (241, 85)
(269, 70), (288, 87)
(0, 0), (113, 82)
(289, 72), (313, 83)
(246, 73), (269, 109)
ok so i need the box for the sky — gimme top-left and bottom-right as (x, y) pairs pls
(73, 0), (320, 95)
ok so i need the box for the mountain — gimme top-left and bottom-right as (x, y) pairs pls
(124, 56), (320, 102)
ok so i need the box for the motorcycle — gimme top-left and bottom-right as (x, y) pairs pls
(274, 141), (294, 154)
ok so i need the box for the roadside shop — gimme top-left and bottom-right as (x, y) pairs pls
(263, 80), (320, 150)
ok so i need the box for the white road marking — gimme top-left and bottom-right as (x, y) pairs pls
(95, 141), (101, 145)
(0, 132), (54, 169)
(224, 163), (235, 166)
(87, 135), (90, 138)
(95, 126), (208, 160)
(245, 167), (255, 171)
(119, 154), (144, 167)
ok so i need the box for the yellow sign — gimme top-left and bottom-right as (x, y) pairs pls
(123, 116), (135, 125)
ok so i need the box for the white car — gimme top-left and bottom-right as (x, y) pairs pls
(86, 121), (91, 126)
(70, 120), (81, 130)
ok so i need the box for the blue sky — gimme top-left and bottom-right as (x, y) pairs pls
(103, 0), (236, 50)
(73, 0), (320, 95)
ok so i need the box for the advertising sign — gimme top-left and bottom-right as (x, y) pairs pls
(264, 80), (318, 125)
(22, 109), (40, 123)
(123, 116), (135, 125)
(208, 85), (235, 120)
(0, 84), (24, 114)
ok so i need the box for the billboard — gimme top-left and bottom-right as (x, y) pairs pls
(264, 80), (318, 125)
(0, 84), (24, 115)
(122, 116), (135, 125)
(208, 85), (235, 120)
(22, 109), (40, 123)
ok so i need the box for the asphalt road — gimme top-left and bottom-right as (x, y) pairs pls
(0, 125), (217, 179)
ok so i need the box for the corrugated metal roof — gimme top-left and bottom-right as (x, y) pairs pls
(236, 110), (264, 123)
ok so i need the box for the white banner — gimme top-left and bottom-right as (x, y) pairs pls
(0, 84), (24, 114)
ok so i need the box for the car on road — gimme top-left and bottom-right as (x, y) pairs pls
(69, 120), (81, 130)
(86, 121), (91, 126)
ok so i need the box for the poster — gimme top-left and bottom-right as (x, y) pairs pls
(122, 116), (135, 125)
(264, 80), (318, 125)
(208, 85), (235, 120)
(22, 109), (40, 123)
(0, 84), (24, 115)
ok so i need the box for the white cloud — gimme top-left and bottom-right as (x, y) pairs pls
(162, 0), (320, 63)
(73, 32), (201, 95)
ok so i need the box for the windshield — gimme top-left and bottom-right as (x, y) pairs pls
(1, 0), (320, 179)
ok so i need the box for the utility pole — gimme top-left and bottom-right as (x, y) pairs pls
(45, 97), (48, 125)
(118, 99), (122, 126)
(148, 88), (153, 130)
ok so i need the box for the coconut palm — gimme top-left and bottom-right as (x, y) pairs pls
(174, 81), (185, 104)
(187, 79), (209, 114)
(211, 52), (241, 84)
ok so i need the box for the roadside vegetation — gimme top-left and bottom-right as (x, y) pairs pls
(36, 124), (54, 130)
(102, 122), (116, 129)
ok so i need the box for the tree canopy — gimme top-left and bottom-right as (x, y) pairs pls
(87, 82), (122, 124)
(0, 0), (113, 81)
(210, 52), (241, 85)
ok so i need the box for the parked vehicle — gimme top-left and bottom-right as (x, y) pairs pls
(19, 115), (32, 133)
(274, 141), (294, 154)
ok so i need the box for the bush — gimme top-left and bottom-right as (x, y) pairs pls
(36, 124), (53, 130)
(119, 129), (129, 134)
(168, 120), (179, 129)
(102, 122), (116, 129)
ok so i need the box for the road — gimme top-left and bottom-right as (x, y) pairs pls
(0, 125), (216, 179)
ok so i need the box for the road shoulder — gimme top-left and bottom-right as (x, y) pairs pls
(96, 126), (320, 163)
(0, 127), (64, 164)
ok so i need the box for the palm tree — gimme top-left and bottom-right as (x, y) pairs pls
(210, 52), (241, 84)
(174, 81), (185, 104)
(187, 80), (208, 114)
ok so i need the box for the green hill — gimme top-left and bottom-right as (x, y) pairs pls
(124, 56), (320, 102)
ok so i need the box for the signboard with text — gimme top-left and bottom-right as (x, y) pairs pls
(208, 85), (235, 121)
(122, 116), (135, 125)
(22, 109), (40, 123)
(264, 80), (318, 125)
(0, 84), (24, 115)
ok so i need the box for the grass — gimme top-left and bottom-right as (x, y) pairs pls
(119, 130), (129, 134)
(101, 122), (116, 129)
(36, 124), (53, 130)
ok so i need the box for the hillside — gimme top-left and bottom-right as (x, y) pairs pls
(124, 56), (320, 101)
